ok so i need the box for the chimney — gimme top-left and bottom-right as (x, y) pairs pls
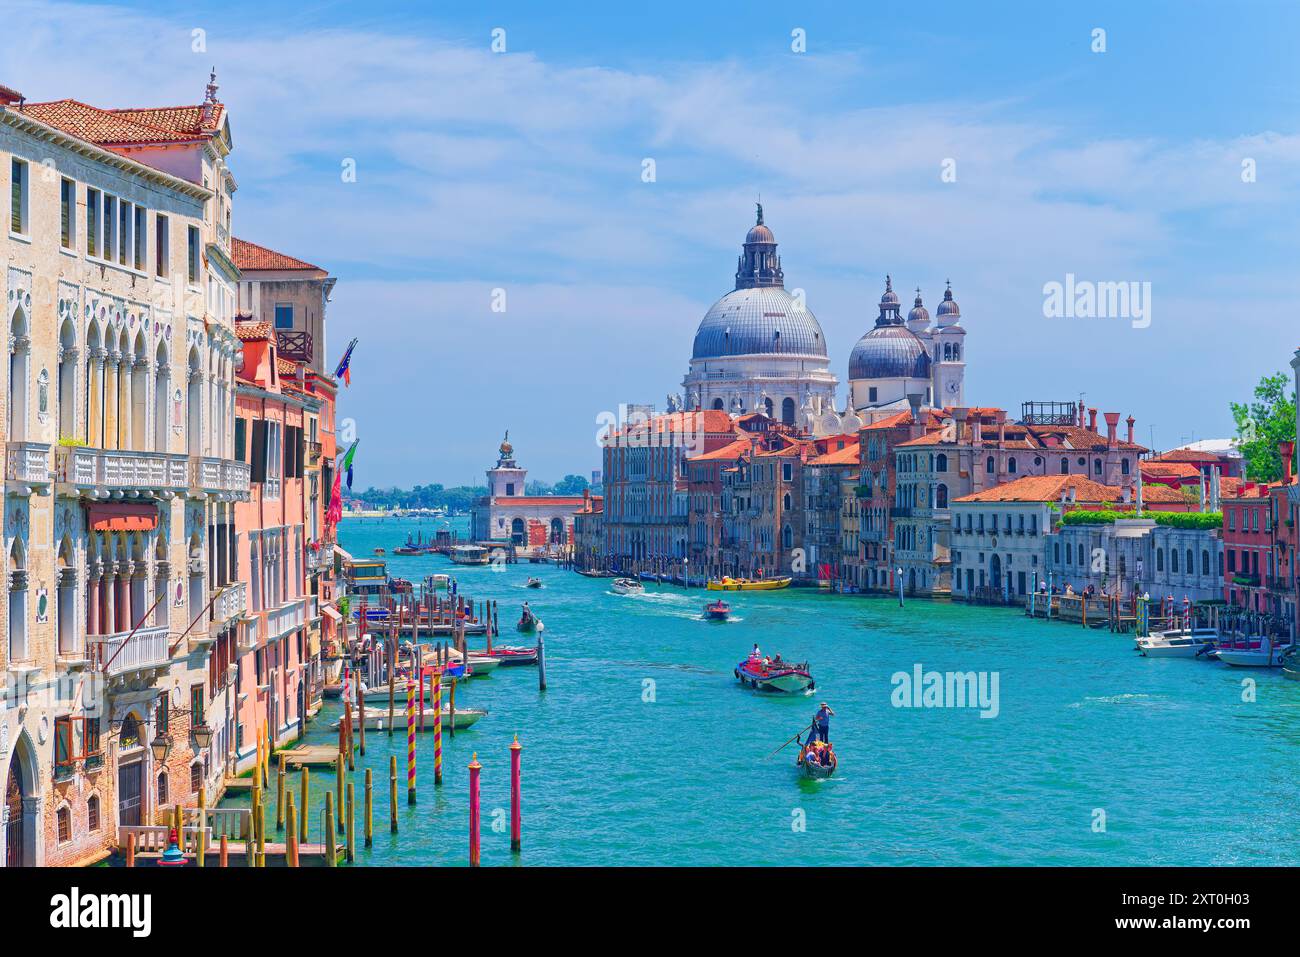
(1280, 440), (1296, 485)
(1104, 412), (1120, 448)
(971, 414), (983, 448)
(1088, 408), (1098, 432)
(1210, 464), (1221, 512)
(906, 393), (924, 439)
(1126, 415), (1135, 445)
(995, 410), (1007, 449)
(953, 407), (968, 444)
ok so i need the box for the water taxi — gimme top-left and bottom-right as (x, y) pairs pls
(450, 545), (490, 566)
(703, 599), (731, 621)
(735, 654), (814, 693)
(335, 705), (487, 731)
(1134, 627), (1217, 658)
(708, 576), (792, 591)
(612, 578), (645, 595)
(1214, 636), (1291, 667)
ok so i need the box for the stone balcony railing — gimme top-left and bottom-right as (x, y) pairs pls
(57, 446), (189, 494)
(266, 597), (306, 641)
(87, 625), (170, 677)
(211, 581), (247, 628)
(188, 456), (252, 500)
(6, 441), (52, 490)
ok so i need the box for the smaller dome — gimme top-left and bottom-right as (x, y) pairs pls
(849, 325), (932, 381)
(906, 289), (930, 328)
(745, 223), (775, 244)
(936, 281), (961, 325)
(879, 274), (900, 307)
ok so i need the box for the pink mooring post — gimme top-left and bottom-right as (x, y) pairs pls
(509, 735), (522, 853)
(468, 753), (482, 867)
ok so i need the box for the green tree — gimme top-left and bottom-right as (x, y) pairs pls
(553, 473), (590, 495)
(1231, 371), (1296, 482)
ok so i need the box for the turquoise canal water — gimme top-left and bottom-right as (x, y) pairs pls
(223, 515), (1300, 866)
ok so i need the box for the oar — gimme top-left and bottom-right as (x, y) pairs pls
(769, 722), (815, 758)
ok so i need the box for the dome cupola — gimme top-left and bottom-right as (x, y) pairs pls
(935, 281), (961, 326)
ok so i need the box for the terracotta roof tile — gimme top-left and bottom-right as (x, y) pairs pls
(955, 475), (1133, 504)
(232, 237), (322, 272)
(19, 99), (202, 145)
(688, 438), (751, 462)
(235, 320), (273, 341)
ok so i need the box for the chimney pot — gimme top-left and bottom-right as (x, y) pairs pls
(1280, 441), (1296, 485)
(1126, 415), (1135, 445)
(1088, 408), (1098, 431)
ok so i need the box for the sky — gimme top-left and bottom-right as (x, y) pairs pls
(3, 0), (1299, 487)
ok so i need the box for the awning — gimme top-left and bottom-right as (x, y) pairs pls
(334, 545), (355, 563)
(321, 604), (342, 622)
(86, 503), (158, 532)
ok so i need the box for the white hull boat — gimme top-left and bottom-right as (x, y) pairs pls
(334, 705), (487, 731)
(1135, 628), (1217, 658)
(1215, 639), (1291, 667)
(611, 578), (644, 595)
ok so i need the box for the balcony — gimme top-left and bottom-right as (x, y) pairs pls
(188, 456), (252, 500)
(87, 625), (170, 678)
(56, 446), (188, 495)
(277, 330), (314, 364)
(6, 441), (51, 492)
(266, 597), (306, 641)
(211, 581), (247, 627)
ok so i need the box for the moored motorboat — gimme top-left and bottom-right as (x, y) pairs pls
(707, 576), (792, 592)
(336, 705), (487, 731)
(735, 654), (814, 693)
(478, 645), (538, 666)
(1135, 627), (1217, 658)
(611, 578), (645, 595)
(703, 599), (731, 621)
(1214, 636), (1291, 667)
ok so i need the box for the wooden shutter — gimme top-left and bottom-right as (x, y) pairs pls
(250, 420), (267, 483)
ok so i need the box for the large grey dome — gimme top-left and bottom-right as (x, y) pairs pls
(848, 325), (931, 380)
(691, 286), (828, 360)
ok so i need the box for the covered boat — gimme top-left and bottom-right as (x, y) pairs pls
(1135, 627), (1217, 658)
(707, 576), (792, 592)
(703, 599), (731, 621)
(735, 654), (814, 693)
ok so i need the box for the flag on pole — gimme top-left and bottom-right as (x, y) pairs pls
(334, 337), (358, 386)
(341, 440), (359, 490)
(326, 467), (343, 529)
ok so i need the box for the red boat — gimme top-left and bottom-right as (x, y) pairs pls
(481, 645), (539, 666)
(703, 599), (731, 621)
(735, 655), (814, 693)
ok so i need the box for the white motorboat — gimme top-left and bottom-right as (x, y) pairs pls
(1214, 637), (1291, 668)
(1134, 627), (1217, 658)
(334, 705), (487, 731)
(611, 577), (644, 595)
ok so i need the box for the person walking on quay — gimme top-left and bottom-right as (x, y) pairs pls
(813, 702), (835, 743)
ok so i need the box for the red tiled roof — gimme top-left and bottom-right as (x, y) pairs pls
(112, 104), (225, 136)
(688, 438), (751, 462)
(955, 475), (1134, 504)
(0, 83), (22, 105)
(606, 410), (736, 439)
(235, 320), (273, 341)
(1141, 461), (1201, 479)
(810, 444), (860, 466)
(19, 99), (205, 145)
(232, 237), (322, 272)
(1152, 448), (1225, 463)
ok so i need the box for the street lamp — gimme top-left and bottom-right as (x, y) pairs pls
(150, 733), (172, 764)
(191, 723), (213, 751)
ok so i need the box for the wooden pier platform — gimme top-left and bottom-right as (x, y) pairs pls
(280, 745), (342, 768)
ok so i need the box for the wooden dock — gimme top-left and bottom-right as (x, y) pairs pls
(280, 745), (343, 768)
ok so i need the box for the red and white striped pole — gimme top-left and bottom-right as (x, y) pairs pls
(468, 752), (481, 867)
(509, 735), (522, 853)
(406, 680), (416, 804)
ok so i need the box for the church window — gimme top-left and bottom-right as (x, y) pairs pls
(985, 456), (994, 474)
(1060, 457), (1068, 474)
(1008, 457), (1017, 474)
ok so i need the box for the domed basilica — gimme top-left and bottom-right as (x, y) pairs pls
(680, 208), (966, 433)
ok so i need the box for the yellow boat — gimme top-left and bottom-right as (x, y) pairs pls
(707, 576), (792, 592)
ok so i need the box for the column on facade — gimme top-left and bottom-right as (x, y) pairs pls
(88, 349), (104, 446)
(118, 358), (132, 451)
(104, 352), (120, 450)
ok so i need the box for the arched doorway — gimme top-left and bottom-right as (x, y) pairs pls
(4, 735), (35, 867)
(117, 713), (144, 828)
(510, 518), (525, 545)
(549, 518), (564, 544)
(989, 554), (1002, 594)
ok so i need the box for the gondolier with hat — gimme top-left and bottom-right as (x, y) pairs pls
(813, 701), (835, 743)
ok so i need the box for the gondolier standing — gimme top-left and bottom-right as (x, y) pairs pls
(813, 702), (835, 743)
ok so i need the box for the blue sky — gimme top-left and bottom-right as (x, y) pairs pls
(5, 1), (1299, 486)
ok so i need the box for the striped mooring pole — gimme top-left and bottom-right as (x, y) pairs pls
(433, 667), (443, 786)
(406, 678), (417, 804)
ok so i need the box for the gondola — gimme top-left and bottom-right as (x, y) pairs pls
(517, 610), (540, 633)
(797, 739), (837, 779)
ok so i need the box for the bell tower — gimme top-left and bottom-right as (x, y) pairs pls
(486, 432), (527, 498)
(931, 282), (966, 407)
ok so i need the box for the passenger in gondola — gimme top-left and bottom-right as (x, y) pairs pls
(772, 652), (784, 667)
(752, 643), (761, 659)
